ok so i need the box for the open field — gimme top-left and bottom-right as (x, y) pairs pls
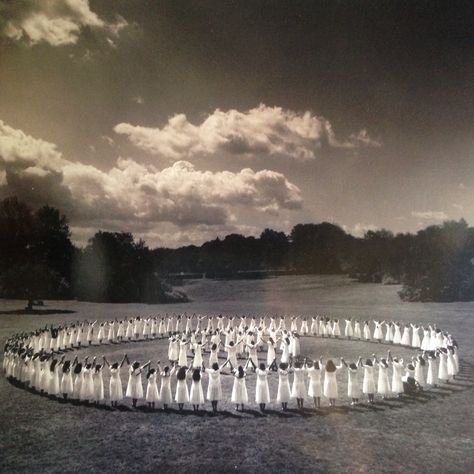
(1, 276), (474, 473)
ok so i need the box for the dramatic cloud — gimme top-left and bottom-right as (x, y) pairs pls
(0, 120), (302, 244)
(1, 0), (127, 46)
(114, 104), (380, 161)
(411, 211), (448, 221)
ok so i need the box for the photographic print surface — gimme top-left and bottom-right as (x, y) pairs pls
(1, 1), (474, 473)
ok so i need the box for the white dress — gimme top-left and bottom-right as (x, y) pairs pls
(427, 358), (438, 386)
(255, 368), (270, 404)
(414, 361), (426, 388)
(391, 362), (404, 394)
(291, 368), (306, 398)
(362, 365), (376, 394)
(60, 368), (74, 395)
(323, 369), (339, 399)
(93, 368), (105, 401)
(276, 369), (291, 403)
(377, 364), (391, 395)
(231, 373), (249, 404)
(401, 327), (411, 346)
(146, 373), (160, 402)
(190, 378), (205, 404)
(307, 367), (322, 397)
(160, 374), (173, 404)
(438, 352), (449, 381)
(175, 378), (190, 403)
(109, 368), (124, 401)
(126, 368), (144, 399)
(347, 367), (361, 398)
(206, 369), (223, 401)
(354, 321), (362, 339)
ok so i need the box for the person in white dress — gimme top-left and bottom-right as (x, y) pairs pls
(175, 365), (191, 411)
(376, 357), (391, 399)
(388, 352), (404, 397)
(204, 360), (229, 413)
(360, 356), (376, 403)
(426, 351), (438, 387)
(126, 360), (151, 408)
(92, 362), (105, 405)
(413, 355), (426, 389)
(60, 358), (74, 401)
(307, 359), (323, 408)
(104, 354), (127, 407)
(291, 360), (307, 409)
(341, 358), (361, 405)
(276, 362), (291, 411)
(323, 359), (343, 407)
(231, 364), (250, 411)
(344, 319), (354, 339)
(189, 368), (205, 412)
(145, 367), (160, 409)
(254, 362), (270, 412)
(160, 365), (175, 410)
(437, 348), (449, 383)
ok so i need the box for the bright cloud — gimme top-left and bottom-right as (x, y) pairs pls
(2, 0), (127, 46)
(0, 120), (303, 243)
(411, 211), (448, 221)
(114, 104), (380, 161)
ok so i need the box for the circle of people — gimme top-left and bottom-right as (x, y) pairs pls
(3, 315), (460, 413)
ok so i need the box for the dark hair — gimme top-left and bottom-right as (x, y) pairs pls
(147, 368), (156, 379)
(349, 362), (357, 370)
(294, 361), (302, 369)
(212, 362), (219, 371)
(177, 366), (187, 380)
(380, 359), (388, 368)
(259, 362), (266, 370)
(237, 366), (244, 378)
(211, 343), (217, 351)
(73, 363), (82, 374)
(164, 366), (170, 374)
(313, 361), (320, 370)
(418, 356), (426, 366)
(132, 361), (140, 370)
(365, 359), (373, 367)
(192, 368), (201, 381)
(279, 362), (288, 370)
(50, 359), (58, 372)
(62, 360), (71, 373)
(229, 341), (234, 346)
(325, 360), (336, 372)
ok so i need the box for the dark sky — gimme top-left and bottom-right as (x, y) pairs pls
(0, 0), (473, 247)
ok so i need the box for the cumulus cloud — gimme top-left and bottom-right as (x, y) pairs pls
(411, 211), (448, 221)
(1, 0), (127, 46)
(114, 104), (380, 162)
(0, 120), (303, 244)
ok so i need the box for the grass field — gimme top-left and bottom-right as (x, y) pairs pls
(1, 276), (474, 473)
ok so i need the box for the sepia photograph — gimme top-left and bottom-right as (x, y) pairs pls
(1, 1), (474, 472)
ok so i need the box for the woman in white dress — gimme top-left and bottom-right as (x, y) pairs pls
(344, 319), (354, 339)
(160, 365), (175, 410)
(307, 359), (323, 408)
(60, 359), (74, 401)
(341, 358), (361, 405)
(175, 365), (191, 411)
(437, 348), (449, 383)
(145, 367), (160, 409)
(360, 357), (376, 404)
(426, 351), (438, 387)
(231, 365), (249, 411)
(373, 321), (384, 342)
(411, 324), (421, 348)
(178, 338), (189, 367)
(323, 359), (343, 407)
(92, 362), (105, 405)
(376, 358), (391, 399)
(353, 320), (362, 340)
(332, 319), (341, 338)
(104, 355), (127, 407)
(363, 321), (371, 340)
(204, 360), (228, 413)
(420, 327), (431, 351)
(291, 360), (307, 409)
(414, 355), (426, 389)
(126, 360), (151, 408)
(388, 353), (404, 397)
(384, 322), (394, 343)
(254, 362), (270, 412)
(393, 322), (402, 345)
(189, 368), (205, 412)
(400, 325), (411, 346)
(276, 362), (291, 411)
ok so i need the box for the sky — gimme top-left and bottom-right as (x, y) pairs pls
(0, 0), (473, 248)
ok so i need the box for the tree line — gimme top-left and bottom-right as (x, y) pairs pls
(1, 196), (473, 304)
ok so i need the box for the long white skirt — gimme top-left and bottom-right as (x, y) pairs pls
(190, 380), (205, 404)
(231, 377), (248, 404)
(175, 379), (189, 403)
